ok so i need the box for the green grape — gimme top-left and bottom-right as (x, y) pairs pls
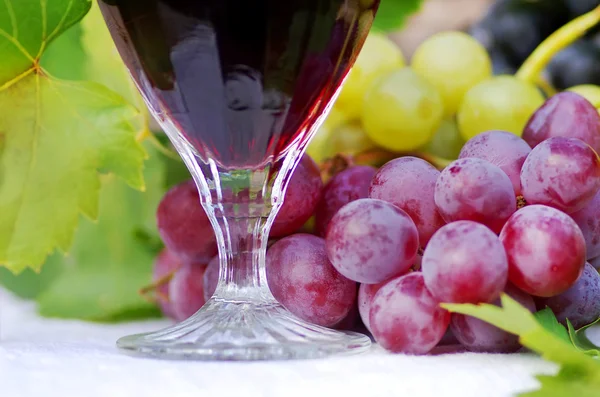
(423, 118), (465, 160)
(362, 67), (444, 152)
(412, 31), (492, 117)
(324, 105), (350, 130)
(306, 124), (332, 164)
(326, 122), (377, 157)
(335, 32), (405, 119)
(457, 76), (544, 141)
(567, 85), (600, 108)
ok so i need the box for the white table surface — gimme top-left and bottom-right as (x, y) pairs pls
(0, 288), (559, 397)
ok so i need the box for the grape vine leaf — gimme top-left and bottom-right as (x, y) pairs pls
(443, 296), (600, 397)
(36, 144), (165, 322)
(534, 307), (571, 344)
(373, 0), (423, 32)
(0, 0), (146, 272)
(568, 318), (600, 357)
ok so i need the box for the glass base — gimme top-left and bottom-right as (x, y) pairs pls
(117, 298), (372, 361)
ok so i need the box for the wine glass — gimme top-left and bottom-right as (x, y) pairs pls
(98, 0), (379, 361)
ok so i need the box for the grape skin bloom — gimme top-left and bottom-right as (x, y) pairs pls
(370, 157), (445, 247)
(326, 198), (419, 284)
(520, 137), (600, 214)
(500, 205), (586, 297)
(458, 130), (531, 195)
(522, 92), (600, 153)
(422, 220), (508, 304)
(435, 158), (516, 233)
(266, 234), (356, 327)
(369, 272), (450, 355)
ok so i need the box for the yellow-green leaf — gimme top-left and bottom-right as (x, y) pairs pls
(0, 0), (146, 272)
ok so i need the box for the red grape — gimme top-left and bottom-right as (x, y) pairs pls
(520, 137), (600, 214)
(357, 282), (386, 332)
(422, 220), (508, 304)
(153, 248), (183, 319)
(326, 198), (419, 284)
(271, 155), (323, 237)
(435, 158), (516, 233)
(369, 157), (445, 246)
(458, 130), (531, 195)
(522, 92), (600, 153)
(331, 296), (360, 331)
(157, 180), (218, 263)
(570, 190), (600, 260)
(451, 284), (535, 353)
(369, 272), (450, 354)
(266, 234), (356, 327)
(202, 255), (219, 302)
(169, 263), (208, 322)
(315, 166), (377, 237)
(535, 262), (600, 329)
(500, 205), (586, 297)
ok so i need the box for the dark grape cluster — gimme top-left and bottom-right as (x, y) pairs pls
(470, 0), (600, 89)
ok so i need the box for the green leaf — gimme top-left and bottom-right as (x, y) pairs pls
(0, 0), (146, 272)
(373, 0), (423, 32)
(534, 308), (571, 344)
(36, 144), (165, 322)
(443, 296), (600, 397)
(0, 259), (62, 299)
(568, 318), (600, 357)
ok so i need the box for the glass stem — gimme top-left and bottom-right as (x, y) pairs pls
(209, 206), (275, 303)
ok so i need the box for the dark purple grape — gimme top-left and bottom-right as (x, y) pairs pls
(571, 190), (600, 260)
(451, 284), (535, 353)
(271, 155), (323, 238)
(535, 262), (600, 329)
(315, 165), (377, 237)
(157, 180), (218, 263)
(547, 40), (600, 91)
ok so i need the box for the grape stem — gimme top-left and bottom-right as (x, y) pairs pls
(319, 149), (453, 179)
(516, 6), (600, 83)
(138, 267), (180, 303)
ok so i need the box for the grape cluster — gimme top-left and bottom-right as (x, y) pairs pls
(470, 0), (600, 90)
(150, 22), (600, 355)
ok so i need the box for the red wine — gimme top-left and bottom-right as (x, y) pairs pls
(99, 0), (377, 168)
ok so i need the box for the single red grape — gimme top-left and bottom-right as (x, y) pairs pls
(266, 234), (356, 327)
(369, 272), (450, 354)
(326, 198), (419, 284)
(169, 263), (208, 322)
(422, 220), (508, 304)
(500, 205), (586, 297)
(157, 180), (218, 263)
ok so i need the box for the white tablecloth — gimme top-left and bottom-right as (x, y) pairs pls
(0, 288), (558, 397)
